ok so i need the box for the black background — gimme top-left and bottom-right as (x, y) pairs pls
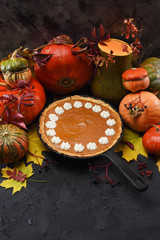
(0, 0), (160, 240)
(0, 0), (160, 60)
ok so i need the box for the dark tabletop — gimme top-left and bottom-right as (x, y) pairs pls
(0, 141), (160, 240)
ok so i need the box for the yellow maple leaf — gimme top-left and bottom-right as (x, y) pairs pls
(156, 156), (160, 171)
(115, 127), (148, 162)
(0, 161), (34, 195)
(26, 123), (50, 165)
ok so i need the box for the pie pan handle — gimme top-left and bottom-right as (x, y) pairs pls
(102, 148), (149, 191)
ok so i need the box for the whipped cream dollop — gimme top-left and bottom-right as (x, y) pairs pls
(74, 101), (83, 108)
(86, 142), (97, 150)
(60, 142), (71, 150)
(46, 129), (56, 136)
(63, 102), (72, 110)
(45, 121), (57, 129)
(49, 114), (59, 122)
(51, 136), (61, 144)
(100, 110), (110, 118)
(105, 128), (115, 136)
(55, 106), (64, 115)
(98, 137), (109, 144)
(106, 118), (116, 127)
(74, 143), (84, 152)
(84, 102), (92, 109)
(92, 105), (102, 113)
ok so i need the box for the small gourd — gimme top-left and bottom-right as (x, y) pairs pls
(122, 68), (150, 92)
(1, 47), (32, 88)
(119, 91), (160, 132)
(0, 124), (29, 164)
(141, 57), (160, 95)
(142, 125), (160, 155)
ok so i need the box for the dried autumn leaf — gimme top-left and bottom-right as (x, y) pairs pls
(0, 161), (33, 195)
(156, 157), (160, 171)
(91, 26), (97, 40)
(26, 123), (50, 165)
(114, 127), (148, 162)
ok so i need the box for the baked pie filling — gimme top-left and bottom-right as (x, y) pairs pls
(39, 96), (122, 157)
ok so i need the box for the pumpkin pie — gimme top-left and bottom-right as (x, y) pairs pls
(38, 95), (122, 157)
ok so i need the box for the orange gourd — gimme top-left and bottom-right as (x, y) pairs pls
(119, 91), (160, 132)
(0, 77), (46, 126)
(122, 68), (150, 92)
(142, 125), (160, 155)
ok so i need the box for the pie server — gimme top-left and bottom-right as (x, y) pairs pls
(38, 96), (149, 192)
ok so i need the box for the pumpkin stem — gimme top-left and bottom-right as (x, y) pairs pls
(28, 179), (48, 183)
(2, 131), (9, 137)
(129, 105), (142, 118)
(11, 46), (23, 59)
(146, 124), (160, 132)
(124, 91), (147, 119)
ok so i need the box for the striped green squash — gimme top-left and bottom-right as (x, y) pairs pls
(0, 124), (29, 164)
(141, 57), (160, 94)
(0, 48), (32, 88)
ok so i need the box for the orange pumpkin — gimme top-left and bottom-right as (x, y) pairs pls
(0, 77), (46, 126)
(34, 43), (93, 95)
(122, 68), (150, 92)
(119, 91), (160, 132)
(142, 125), (160, 155)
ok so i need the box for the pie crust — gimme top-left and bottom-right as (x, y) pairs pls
(38, 95), (122, 157)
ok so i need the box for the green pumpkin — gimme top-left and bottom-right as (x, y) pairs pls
(0, 48), (32, 88)
(141, 57), (160, 94)
(0, 124), (29, 164)
(1, 58), (29, 73)
(90, 38), (132, 106)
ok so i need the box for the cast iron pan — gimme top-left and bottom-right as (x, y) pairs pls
(38, 95), (149, 191)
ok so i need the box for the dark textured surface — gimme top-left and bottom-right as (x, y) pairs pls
(0, 1), (160, 240)
(0, 152), (160, 240)
(0, 0), (160, 60)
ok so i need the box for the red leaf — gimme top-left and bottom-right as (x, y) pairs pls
(32, 53), (53, 68)
(14, 80), (31, 89)
(11, 121), (28, 130)
(21, 93), (34, 100)
(72, 37), (88, 49)
(22, 102), (34, 107)
(22, 98), (34, 102)
(6, 168), (27, 182)
(0, 94), (18, 101)
(99, 41), (108, 46)
(4, 107), (10, 120)
(71, 46), (88, 55)
(104, 32), (110, 41)
(53, 35), (73, 44)
(91, 27), (97, 40)
(122, 141), (134, 150)
(6, 170), (13, 176)
(99, 24), (105, 39)
(12, 113), (24, 120)
(13, 168), (17, 175)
